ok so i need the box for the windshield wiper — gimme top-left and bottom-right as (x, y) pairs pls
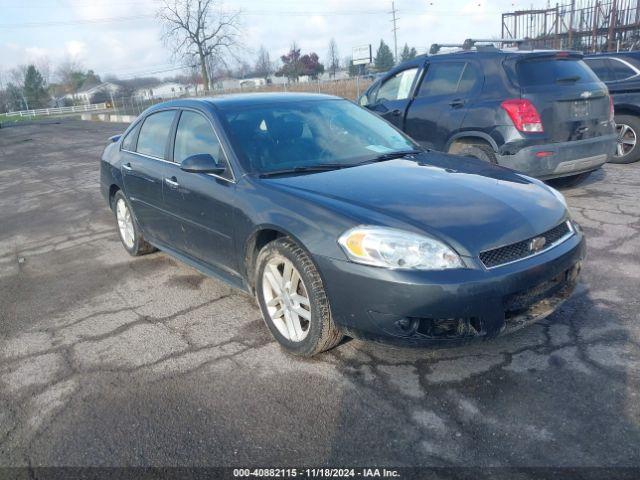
(355, 149), (423, 166)
(257, 164), (346, 178)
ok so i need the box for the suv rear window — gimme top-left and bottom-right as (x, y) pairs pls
(516, 58), (600, 86)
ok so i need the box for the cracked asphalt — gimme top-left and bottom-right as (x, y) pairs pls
(1, 120), (639, 468)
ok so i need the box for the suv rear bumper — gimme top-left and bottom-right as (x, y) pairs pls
(497, 134), (616, 179)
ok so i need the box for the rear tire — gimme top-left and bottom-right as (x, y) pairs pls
(255, 237), (343, 356)
(547, 171), (592, 188)
(113, 191), (156, 256)
(612, 114), (640, 164)
(455, 143), (498, 164)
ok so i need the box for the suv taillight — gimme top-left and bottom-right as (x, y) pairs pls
(501, 99), (544, 133)
(609, 96), (615, 122)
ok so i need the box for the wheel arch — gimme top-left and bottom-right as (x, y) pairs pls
(243, 225), (306, 294)
(446, 132), (498, 154)
(108, 184), (121, 209)
(613, 104), (640, 118)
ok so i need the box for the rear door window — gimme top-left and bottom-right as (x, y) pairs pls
(517, 58), (600, 86)
(417, 62), (467, 96)
(136, 110), (176, 159)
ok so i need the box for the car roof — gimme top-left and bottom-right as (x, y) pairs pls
(146, 92), (343, 113)
(585, 50), (640, 60)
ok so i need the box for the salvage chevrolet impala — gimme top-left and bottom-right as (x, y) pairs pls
(100, 93), (585, 356)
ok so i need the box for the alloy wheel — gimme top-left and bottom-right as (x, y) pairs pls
(261, 256), (311, 342)
(116, 198), (135, 249)
(615, 123), (637, 157)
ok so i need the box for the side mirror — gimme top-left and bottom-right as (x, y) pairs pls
(180, 153), (225, 174)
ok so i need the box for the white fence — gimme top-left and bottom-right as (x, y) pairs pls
(2, 102), (108, 118)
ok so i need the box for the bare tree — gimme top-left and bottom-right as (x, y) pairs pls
(254, 45), (273, 81)
(158, 0), (242, 91)
(327, 38), (340, 78)
(34, 57), (51, 87)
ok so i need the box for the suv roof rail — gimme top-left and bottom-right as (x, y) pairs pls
(429, 38), (528, 54)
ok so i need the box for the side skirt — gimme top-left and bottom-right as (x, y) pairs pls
(147, 238), (251, 294)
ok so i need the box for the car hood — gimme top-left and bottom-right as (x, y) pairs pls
(262, 154), (568, 256)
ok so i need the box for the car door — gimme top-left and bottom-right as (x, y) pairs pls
(121, 109), (176, 243)
(405, 61), (482, 151)
(365, 67), (420, 128)
(162, 109), (238, 275)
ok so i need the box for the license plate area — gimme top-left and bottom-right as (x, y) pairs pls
(571, 100), (590, 118)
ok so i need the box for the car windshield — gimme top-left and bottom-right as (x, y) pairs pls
(220, 99), (418, 174)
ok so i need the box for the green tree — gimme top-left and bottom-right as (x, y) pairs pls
(23, 65), (49, 109)
(374, 40), (394, 72)
(400, 43), (417, 62)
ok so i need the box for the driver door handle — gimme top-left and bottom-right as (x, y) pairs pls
(122, 162), (133, 171)
(449, 98), (465, 108)
(164, 176), (179, 188)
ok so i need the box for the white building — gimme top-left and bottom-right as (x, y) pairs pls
(135, 82), (191, 100)
(65, 82), (121, 105)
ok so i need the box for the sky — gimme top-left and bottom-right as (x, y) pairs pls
(0, 0), (543, 82)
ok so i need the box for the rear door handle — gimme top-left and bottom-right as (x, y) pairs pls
(449, 98), (465, 108)
(164, 176), (179, 188)
(122, 162), (133, 171)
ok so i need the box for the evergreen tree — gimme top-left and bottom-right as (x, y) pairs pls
(374, 40), (394, 72)
(23, 65), (49, 109)
(400, 44), (418, 62)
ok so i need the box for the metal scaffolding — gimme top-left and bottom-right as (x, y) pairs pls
(502, 0), (640, 52)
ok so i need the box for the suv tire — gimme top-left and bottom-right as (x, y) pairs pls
(256, 237), (343, 356)
(456, 144), (498, 164)
(612, 114), (640, 164)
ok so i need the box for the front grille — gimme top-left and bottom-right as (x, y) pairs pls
(479, 221), (572, 269)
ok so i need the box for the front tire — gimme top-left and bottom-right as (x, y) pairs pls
(255, 238), (343, 356)
(113, 191), (155, 256)
(612, 114), (640, 164)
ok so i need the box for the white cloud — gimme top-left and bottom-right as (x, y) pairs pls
(1, 0), (546, 77)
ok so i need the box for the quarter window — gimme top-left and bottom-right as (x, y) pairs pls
(375, 68), (419, 102)
(609, 58), (637, 81)
(585, 58), (615, 82)
(121, 123), (139, 151)
(136, 110), (176, 159)
(174, 111), (226, 168)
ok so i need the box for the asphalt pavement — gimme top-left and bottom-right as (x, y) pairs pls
(1, 120), (639, 469)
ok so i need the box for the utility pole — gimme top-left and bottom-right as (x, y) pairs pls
(390, 1), (399, 64)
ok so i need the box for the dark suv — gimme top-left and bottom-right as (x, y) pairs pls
(360, 45), (616, 186)
(584, 51), (640, 163)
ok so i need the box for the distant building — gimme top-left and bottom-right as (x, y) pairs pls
(65, 82), (121, 105)
(134, 82), (192, 100)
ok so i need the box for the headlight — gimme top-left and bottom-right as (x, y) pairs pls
(338, 226), (463, 270)
(548, 185), (568, 208)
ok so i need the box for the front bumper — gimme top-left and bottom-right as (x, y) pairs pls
(315, 231), (585, 347)
(497, 135), (615, 180)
